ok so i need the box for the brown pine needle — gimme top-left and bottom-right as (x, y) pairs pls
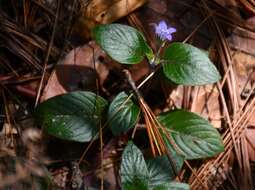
(143, 110), (157, 156)
(141, 101), (163, 156)
(124, 69), (179, 176)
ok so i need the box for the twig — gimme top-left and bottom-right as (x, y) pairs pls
(124, 69), (179, 177)
(34, 0), (61, 106)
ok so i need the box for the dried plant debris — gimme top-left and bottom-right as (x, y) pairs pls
(0, 127), (49, 189)
(1, 0), (255, 189)
(41, 41), (109, 101)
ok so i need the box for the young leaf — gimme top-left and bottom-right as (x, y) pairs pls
(120, 142), (149, 190)
(108, 92), (140, 136)
(93, 24), (154, 64)
(147, 155), (183, 187)
(35, 91), (107, 142)
(153, 182), (190, 190)
(163, 42), (221, 85)
(159, 110), (224, 159)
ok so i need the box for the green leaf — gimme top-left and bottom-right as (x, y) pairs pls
(35, 91), (107, 142)
(93, 24), (154, 64)
(153, 182), (190, 190)
(120, 142), (187, 190)
(162, 42), (221, 85)
(147, 155), (183, 187)
(159, 110), (224, 159)
(120, 142), (149, 190)
(123, 178), (149, 190)
(108, 92), (140, 136)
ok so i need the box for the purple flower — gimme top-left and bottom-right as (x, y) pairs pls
(154, 21), (176, 41)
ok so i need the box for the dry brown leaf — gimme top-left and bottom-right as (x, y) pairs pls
(233, 51), (255, 78)
(191, 85), (222, 128)
(228, 17), (255, 55)
(75, 0), (147, 39)
(83, 0), (147, 25)
(168, 86), (183, 109)
(232, 50), (255, 108)
(228, 17), (255, 122)
(168, 85), (221, 128)
(41, 41), (109, 101)
(246, 128), (255, 161)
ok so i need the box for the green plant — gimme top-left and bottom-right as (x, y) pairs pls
(35, 21), (224, 190)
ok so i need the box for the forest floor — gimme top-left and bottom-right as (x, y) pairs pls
(1, 0), (255, 189)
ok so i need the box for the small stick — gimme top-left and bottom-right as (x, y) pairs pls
(35, 0), (61, 106)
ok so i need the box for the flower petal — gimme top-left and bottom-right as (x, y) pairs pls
(155, 26), (162, 35)
(158, 21), (168, 30)
(165, 34), (173, 41)
(167, 27), (177, 34)
(154, 21), (176, 41)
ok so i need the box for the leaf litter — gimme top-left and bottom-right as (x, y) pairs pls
(1, 0), (255, 189)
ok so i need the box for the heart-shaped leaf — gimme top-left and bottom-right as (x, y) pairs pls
(93, 24), (154, 64)
(120, 142), (149, 190)
(163, 42), (221, 85)
(153, 182), (190, 190)
(108, 92), (140, 136)
(159, 110), (224, 159)
(35, 91), (107, 142)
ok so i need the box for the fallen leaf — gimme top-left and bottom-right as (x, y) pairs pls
(73, 0), (147, 40)
(246, 128), (255, 161)
(41, 41), (109, 101)
(191, 85), (222, 129)
(228, 17), (255, 55)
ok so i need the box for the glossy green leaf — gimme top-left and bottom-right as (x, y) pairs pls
(163, 42), (221, 85)
(108, 92), (140, 136)
(147, 154), (183, 187)
(93, 24), (154, 64)
(153, 182), (190, 190)
(120, 142), (187, 190)
(159, 110), (224, 159)
(35, 91), (107, 142)
(123, 178), (149, 190)
(120, 142), (149, 190)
